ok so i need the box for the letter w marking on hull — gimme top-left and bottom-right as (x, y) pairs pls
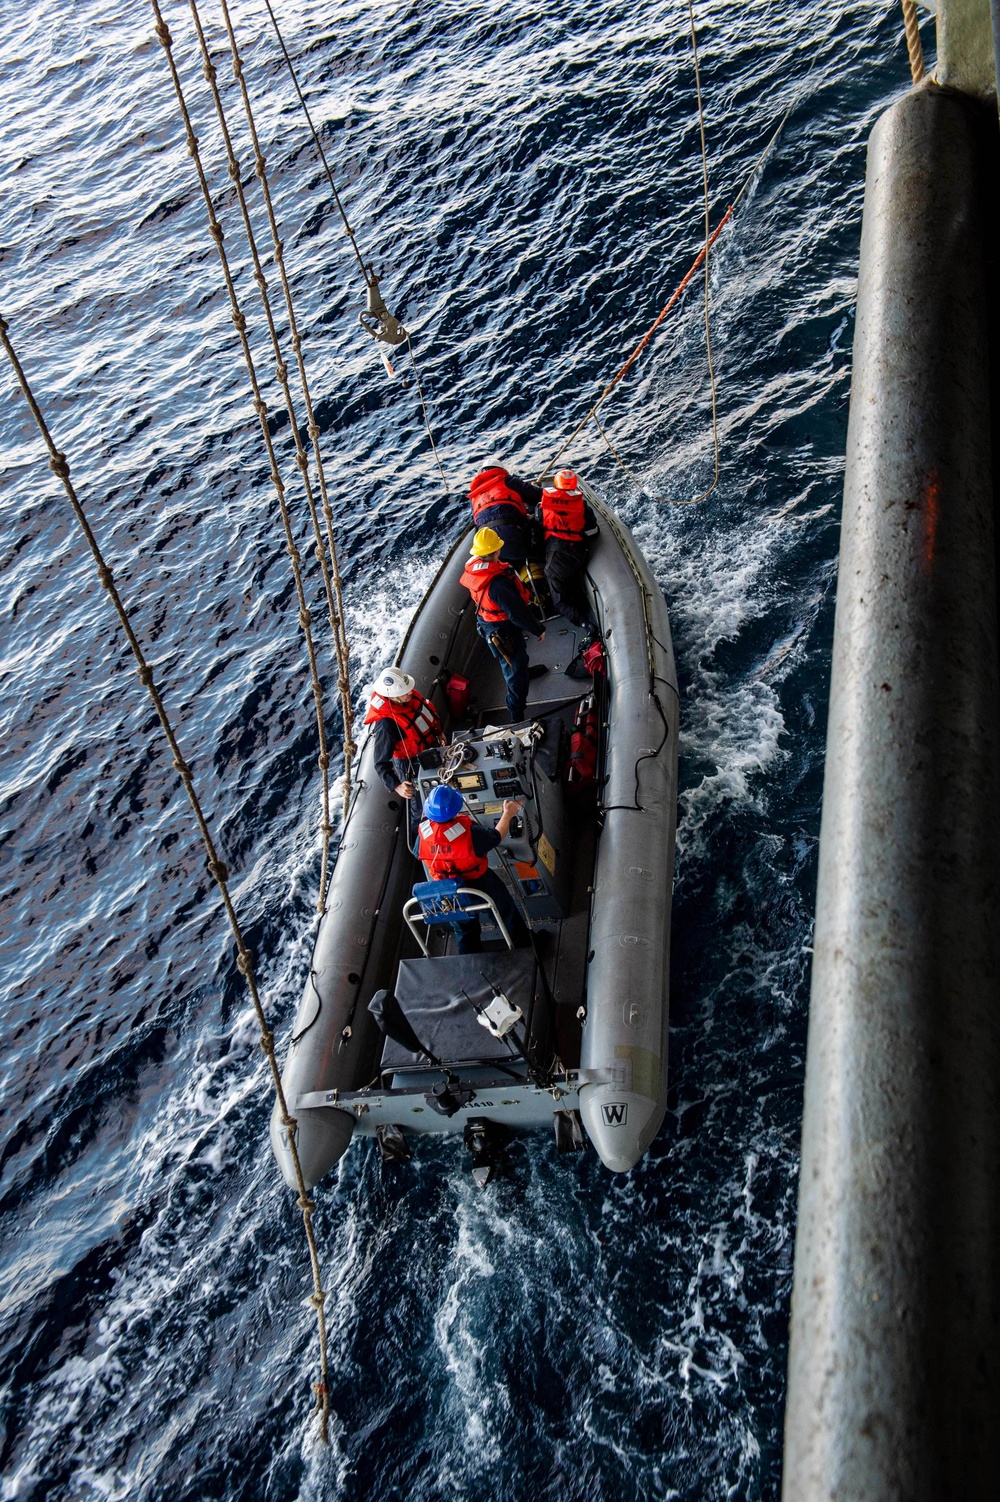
(601, 1102), (628, 1126)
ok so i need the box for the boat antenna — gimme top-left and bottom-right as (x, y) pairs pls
(260, 0), (449, 495)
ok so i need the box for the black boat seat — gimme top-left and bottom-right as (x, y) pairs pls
(381, 951), (538, 1071)
(403, 878), (515, 956)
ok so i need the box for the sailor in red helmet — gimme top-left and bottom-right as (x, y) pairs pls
(365, 666), (445, 831)
(416, 783), (529, 952)
(538, 468), (599, 633)
(467, 463), (544, 569)
(460, 527), (545, 723)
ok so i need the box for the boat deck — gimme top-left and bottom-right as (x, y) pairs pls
(360, 611), (597, 1127)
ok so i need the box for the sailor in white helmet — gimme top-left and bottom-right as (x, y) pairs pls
(364, 667), (446, 831)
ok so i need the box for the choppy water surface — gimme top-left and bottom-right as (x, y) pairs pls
(0, 1), (916, 1496)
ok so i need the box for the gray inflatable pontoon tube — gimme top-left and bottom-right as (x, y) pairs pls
(577, 496), (678, 1170)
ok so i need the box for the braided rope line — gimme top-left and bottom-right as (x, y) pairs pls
(536, 1), (722, 497)
(206, 0), (358, 823)
(151, 0), (337, 917)
(672, 0), (721, 507)
(901, 0), (926, 85)
(538, 207), (732, 487)
(0, 315), (332, 1445)
(259, 0), (449, 496)
(592, 409), (646, 494)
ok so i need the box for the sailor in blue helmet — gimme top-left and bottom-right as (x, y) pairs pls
(416, 783), (530, 953)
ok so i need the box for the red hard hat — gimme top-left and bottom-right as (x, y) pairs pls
(553, 469), (578, 490)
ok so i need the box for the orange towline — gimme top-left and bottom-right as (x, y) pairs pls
(603, 203), (734, 399)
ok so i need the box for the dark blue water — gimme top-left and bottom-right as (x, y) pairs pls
(0, 2), (921, 1497)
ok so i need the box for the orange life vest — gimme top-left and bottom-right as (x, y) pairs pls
(459, 557), (532, 625)
(540, 486), (586, 543)
(417, 813), (489, 880)
(364, 690), (441, 760)
(468, 468), (528, 521)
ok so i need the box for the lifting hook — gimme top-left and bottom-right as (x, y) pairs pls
(358, 268), (407, 347)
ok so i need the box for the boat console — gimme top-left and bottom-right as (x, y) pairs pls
(414, 710), (573, 922)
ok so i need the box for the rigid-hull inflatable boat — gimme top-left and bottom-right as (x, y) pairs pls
(270, 484), (678, 1186)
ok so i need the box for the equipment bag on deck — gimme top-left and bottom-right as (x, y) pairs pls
(566, 694), (599, 795)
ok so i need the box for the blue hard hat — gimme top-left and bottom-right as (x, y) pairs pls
(425, 783), (463, 822)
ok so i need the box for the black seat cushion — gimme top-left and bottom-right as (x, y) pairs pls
(382, 950), (537, 1068)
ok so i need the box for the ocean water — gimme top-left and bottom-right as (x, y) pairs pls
(0, 1), (921, 1497)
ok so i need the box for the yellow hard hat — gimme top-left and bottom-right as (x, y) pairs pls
(471, 526), (504, 557)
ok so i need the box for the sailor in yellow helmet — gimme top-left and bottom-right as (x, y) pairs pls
(459, 526), (545, 722)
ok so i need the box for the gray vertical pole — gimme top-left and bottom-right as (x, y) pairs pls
(937, 0), (996, 97)
(781, 84), (1000, 1500)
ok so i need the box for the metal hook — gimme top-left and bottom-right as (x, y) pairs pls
(358, 268), (407, 347)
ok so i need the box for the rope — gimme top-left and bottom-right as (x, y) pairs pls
(199, 0), (358, 829)
(406, 332), (449, 494)
(260, 0), (448, 494)
(0, 314), (332, 1447)
(592, 410), (645, 493)
(259, 0), (367, 281)
(539, 79), (798, 500)
(901, 0), (926, 85)
(675, 0), (720, 508)
(151, 1), (337, 924)
(539, 206), (732, 485)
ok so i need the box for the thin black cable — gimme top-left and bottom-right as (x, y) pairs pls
(261, 0), (449, 493)
(599, 689), (671, 814)
(292, 966), (325, 1044)
(260, 0), (369, 282)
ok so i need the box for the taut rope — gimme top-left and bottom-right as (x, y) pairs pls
(260, 0), (449, 495)
(186, 0), (357, 831)
(538, 206), (732, 485)
(0, 314), (332, 1446)
(539, 86), (796, 501)
(151, 1), (337, 921)
(901, 0), (926, 85)
(677, 0), (721, 507)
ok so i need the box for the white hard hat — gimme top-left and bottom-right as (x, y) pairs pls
(372, 666), (415, 700)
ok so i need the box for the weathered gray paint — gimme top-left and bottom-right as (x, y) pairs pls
(782, 85), (1000, 1499)
(937, 0), (996, 98)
